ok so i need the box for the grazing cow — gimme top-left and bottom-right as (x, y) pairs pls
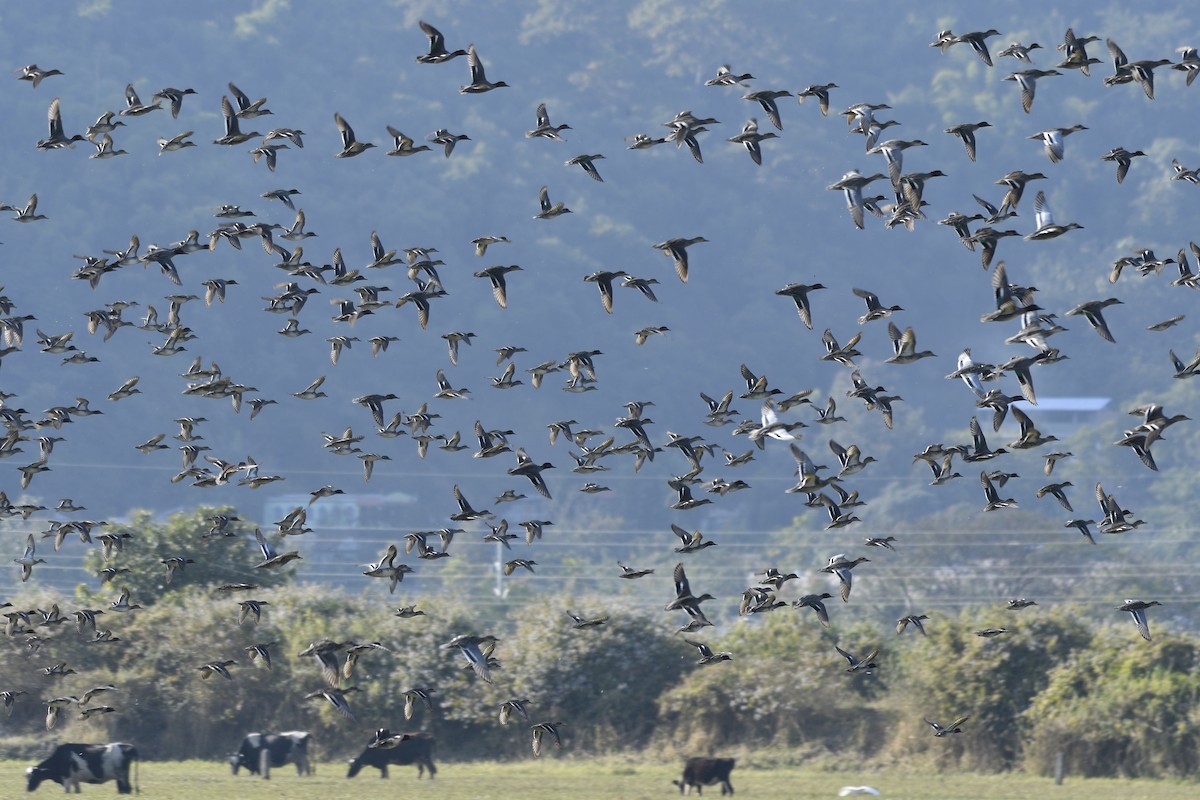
(229, 731), (311, 779)
(346, 731), (436, 779)
(26, 742), (138, 794)
(672, 756), (735, 795)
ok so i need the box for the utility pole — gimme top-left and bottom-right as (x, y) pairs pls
(492, 539), (507, 598)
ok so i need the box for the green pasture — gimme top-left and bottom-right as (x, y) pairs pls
(5, 758), (1197, 799)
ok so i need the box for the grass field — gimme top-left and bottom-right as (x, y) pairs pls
(5, 757), (1198, 799)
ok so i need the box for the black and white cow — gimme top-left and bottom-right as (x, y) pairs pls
(26, 743), (138, 794)
(672, 756), (735, 795)
(229, 731), (311, 779)
(346, 731), (436, 779)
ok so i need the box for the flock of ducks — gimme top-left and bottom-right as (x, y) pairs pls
(2, 10), (1197, 765)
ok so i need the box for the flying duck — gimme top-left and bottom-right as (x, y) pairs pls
(429, 128), (470, 157)
(534, 186), (571, 219)
(1029, 125), (1087, 163)
(706, 65), (754, 87)
(16, 64), (63, 88)
(896, 614), (929, 636)
(254, 527), (302, 569)
(925, 716), (969, 736)
(727, 118), (778, 165)
(333, 112), (375, 157)
(1101, 146), (1146, 184)
(652, 237), (707, 283)
(566, 153), (605, 181)
(944, 120), (992, 159)
(460, 44), (509, 93)
(835, 644), (879, 674)
(386, 127), (430, 156)
(797, 83), (837, 115)
(213, 96), (260, 145)
(119, 83), (161, 116)
(416, 20), (468, 63)
(684, 639), (733, 666)
(527, 102), (572, 140)
(1117, 599), (1161, 641)
(821, 553), (869, 602)
(793, 593), (834, 627)
(443, 634), (499, 683)
(531, 722), (564, 755)
(1027, 191), (1083, 240)
(1003, 69), (1061, 113)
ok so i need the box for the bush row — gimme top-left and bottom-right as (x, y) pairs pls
(3, 580), (1198, 778)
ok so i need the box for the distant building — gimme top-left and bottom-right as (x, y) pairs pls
(263, 491), (417, 532)
(262, 492), (429, 589)
(1011, 397), (1111, 439)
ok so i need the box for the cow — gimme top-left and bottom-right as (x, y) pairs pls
(229, 731), (311, 779)
(672, 756), (735, 795)
(346, 731), (436, 779)
(26, 742), (138, 794)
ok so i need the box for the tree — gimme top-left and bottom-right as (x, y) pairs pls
(78, 506), (293, 608)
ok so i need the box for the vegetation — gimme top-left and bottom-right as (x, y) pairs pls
(4, 758), (1200, 800)
(1024, 634), (1200, 778)
(76, 506), (293, 603)
(3, 511), (1200, 779)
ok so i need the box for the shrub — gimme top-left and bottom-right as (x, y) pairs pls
(886, 606), (1092, 771)
(653, 612), (884, 760)
(476, 597), (685, 756)
(1024, 631), (1200, 778)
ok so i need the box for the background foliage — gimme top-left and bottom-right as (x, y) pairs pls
(5, 550), (1199, 778)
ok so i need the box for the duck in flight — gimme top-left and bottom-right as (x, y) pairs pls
(333, 112), (375, 158)
(416, 20), (468, 64)
(460, 44), (509, 93)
